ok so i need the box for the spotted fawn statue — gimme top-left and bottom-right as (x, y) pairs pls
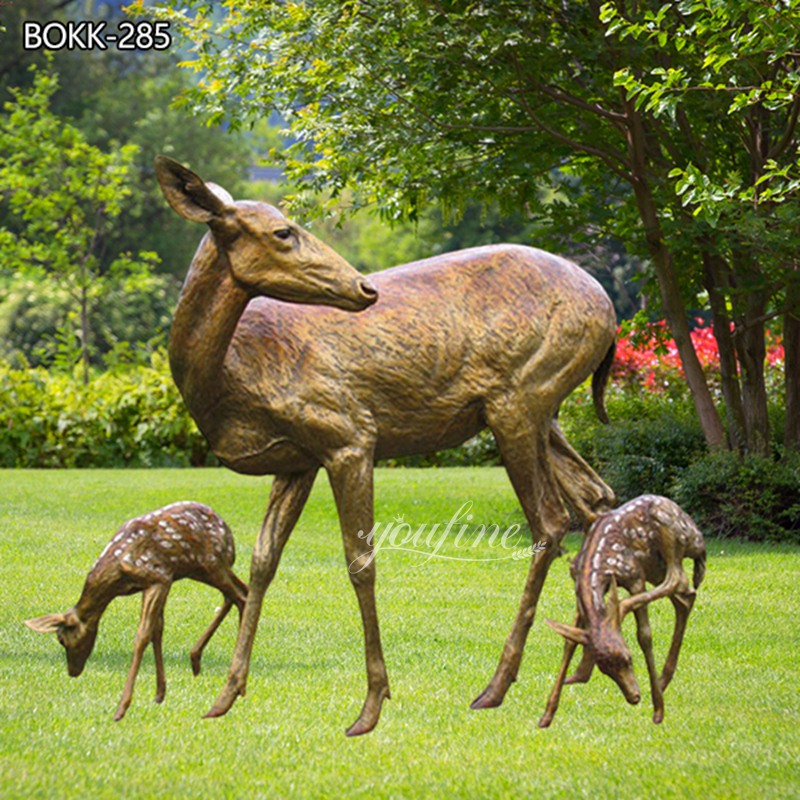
(540, 494), (706, 727)
(155, 156), (618, 735)
(25, 502), (247, 720)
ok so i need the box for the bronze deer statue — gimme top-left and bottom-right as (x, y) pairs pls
(155, 155), (617, 735)
(540, 494), (706, 728)
(25, 502), (247, 720)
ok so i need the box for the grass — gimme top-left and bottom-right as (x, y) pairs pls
(1, 467), (798, 799)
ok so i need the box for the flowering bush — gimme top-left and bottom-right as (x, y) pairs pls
(612, 318), (785, 399)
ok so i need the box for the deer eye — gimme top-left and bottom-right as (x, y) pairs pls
(273, 228), (292, 240)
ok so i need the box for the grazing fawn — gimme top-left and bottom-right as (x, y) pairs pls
(539, 494), (706, 727)
(25, 502), (248, 721)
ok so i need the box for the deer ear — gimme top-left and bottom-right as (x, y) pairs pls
(206, 182), (234, 207)
(155, 156), (232, 223)
(545, 618), (589, 645)
(24, 613), (67, 634)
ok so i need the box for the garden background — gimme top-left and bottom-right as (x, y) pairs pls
(1, 1), (799, 798)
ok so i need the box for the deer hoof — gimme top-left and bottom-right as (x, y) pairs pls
(470, 685), (505, 710)
(653, 708), (664, 724)
(345, 687), (389, 736)
(190, 652), (201, 676)
(205, 676), (246, 718)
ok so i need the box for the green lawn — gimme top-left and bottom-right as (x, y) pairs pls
(1, 468), (798, 799)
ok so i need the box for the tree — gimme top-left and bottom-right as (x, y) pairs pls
(0, 66), (160, 383)
(139, 0), (800, 454)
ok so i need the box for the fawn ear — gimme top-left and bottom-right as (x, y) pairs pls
(24, 613), (67, 634)
(545, 618), (589, 645)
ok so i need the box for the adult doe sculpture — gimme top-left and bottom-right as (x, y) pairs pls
(155, 156), (617, 735)
(25, 502), (248, 720)
(539, 495), (706, 727)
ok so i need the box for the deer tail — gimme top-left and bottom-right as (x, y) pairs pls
(692, 546), (707, 590)
(592, 341), (616, 425)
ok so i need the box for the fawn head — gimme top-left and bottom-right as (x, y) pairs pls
(155, 156), (378, 311)
(547, 578), (641, 704)
(25, 609), (98, 677)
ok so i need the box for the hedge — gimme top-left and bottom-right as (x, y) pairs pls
(0, 352), (211, 468)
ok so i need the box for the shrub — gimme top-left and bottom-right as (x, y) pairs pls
(560, 390), (707, 502)
(673, 450), (800, 543)
(0, 352), (212, 468)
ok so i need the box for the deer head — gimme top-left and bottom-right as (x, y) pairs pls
(546, 578), (641, 705)
(25, 609), (99, 677)
(155, 156), (378, 311)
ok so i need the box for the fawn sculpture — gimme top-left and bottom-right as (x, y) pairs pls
(155, 156), (618, 735)
(539, 494), (706, 727)
(25, 502), (247, 721)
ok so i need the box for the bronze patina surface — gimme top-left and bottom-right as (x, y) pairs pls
(25, 502), (247, 721)
(156, 156), (617, 735)
(540, 494), (706, 727)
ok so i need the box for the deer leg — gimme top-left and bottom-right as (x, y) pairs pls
(660, 589), (695, 691)
(472, 405), (569, 710)
(564, 648), (595, 684)
(153, 607), (166, 704)
(327, 446), (390, 737)
(191, 570), (248, 676)
(190, 598), (233, 677)
(206, 469), (318, 718)
(620, 565), (684, 617)
(633, 603), (664, 724)
(549, 420), (615, 528)
(114, 582), (170, 721)
(538, 612), (582, 728)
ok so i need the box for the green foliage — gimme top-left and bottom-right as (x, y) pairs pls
(674, 450), (800, 544)
(0, 271), (178, 369)
(0, 352), (211, 468)
(560, 391), (707, 501)
(0, 64), (166, 381)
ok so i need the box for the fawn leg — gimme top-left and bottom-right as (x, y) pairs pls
(327, 446), (390, 737)
(207, 469), (317, 718)
(472, 402), (569, 710)
(114, 582), (170, 721)
(660, 590), (695, 691)
(191, 572), (248, 674)
(633, 603), (664, 724)
(153, 606), (166, 704)
(190, 599), (233, 677)
(620, 532), (682, 617)
(539, 613), (582, 728)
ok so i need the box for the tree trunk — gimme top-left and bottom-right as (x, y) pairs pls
(623, 104), (728, 451)
(733, 300), (770, 456)
(629, 179), (728, 450)
(784, 266), (800, 451)
(702, 252), (746, 451)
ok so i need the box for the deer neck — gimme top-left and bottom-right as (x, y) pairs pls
(577, 545), (612, 635)
(74, 566), (121, 627)
(168, 233), (250, 430)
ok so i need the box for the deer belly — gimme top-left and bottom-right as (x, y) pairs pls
(214, 436), (318, 475)
(373, 401), (485, 460)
